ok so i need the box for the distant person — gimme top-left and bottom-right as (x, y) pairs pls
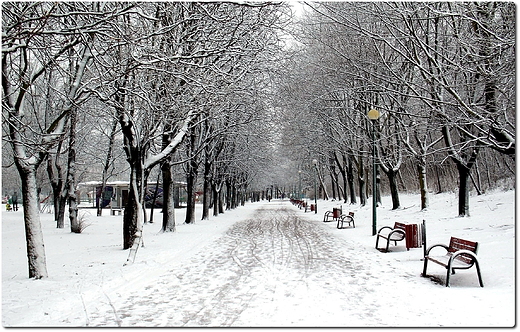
(12, 192), (18, 211)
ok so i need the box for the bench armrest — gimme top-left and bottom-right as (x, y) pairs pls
(377, 226), (394, 235)
(425, 243), (449, 256)
(450, 249), (479, 264)
(388, 229), (405, 237)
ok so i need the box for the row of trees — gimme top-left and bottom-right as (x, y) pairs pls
(2, 2), (515, 280)
(2, 2), (291, 278)
(275, 2), (515, 215)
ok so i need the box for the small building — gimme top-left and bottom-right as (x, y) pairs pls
(78, 181), (187, 210)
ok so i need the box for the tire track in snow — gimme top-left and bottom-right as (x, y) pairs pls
(86, 202), (384, 326)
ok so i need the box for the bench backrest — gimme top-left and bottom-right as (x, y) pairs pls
(394, 222), (406, 231)
(349, 212), (355, 218)
(448, 237), (478, 264)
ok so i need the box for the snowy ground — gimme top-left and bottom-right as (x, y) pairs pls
(1, 189), (515, 327)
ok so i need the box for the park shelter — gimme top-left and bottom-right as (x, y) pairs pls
(77, 181), (187, 211)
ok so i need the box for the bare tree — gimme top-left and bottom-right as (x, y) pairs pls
(290, 1), (515, 216)
(2, 2), (119, 278)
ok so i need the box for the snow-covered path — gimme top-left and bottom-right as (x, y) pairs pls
(74, 201), (452, 327)
(85, 201), (393, 326)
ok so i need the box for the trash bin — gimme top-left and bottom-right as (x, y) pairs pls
(405, 223), (421, 249)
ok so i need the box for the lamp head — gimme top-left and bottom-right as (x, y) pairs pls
(367, 109), (380, 121)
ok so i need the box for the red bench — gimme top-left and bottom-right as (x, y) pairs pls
(323, 207), (342, 222)
(375, 222), (406, 252)
(337, 211), (355, 229)
(376, 222), (422, 252)
(422, 237), (483, 287)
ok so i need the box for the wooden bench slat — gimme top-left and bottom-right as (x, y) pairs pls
(426, 255), (473, 269)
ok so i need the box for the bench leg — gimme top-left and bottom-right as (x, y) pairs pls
(445, 267), (451, 287)
(475, 261), (484, 287)
(422, 258), (428, 277)
(375, 236), (390, 252)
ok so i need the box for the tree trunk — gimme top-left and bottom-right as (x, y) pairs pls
(123, 175), (146, 265)
(330, 171), (337, 200)
(161, 160), (176, 232)
(358, 157), (366, 206)
(225, 179), (232, 210)
(148, 171), (161, 223)
(97, 117), (118, 217)
(457, 163), (471, 217)
(47, 139), (67, 226)
(185, 167), (197, 224)
(219, 185), (225, 213)
(442, 125), (481, 217)
(67, 107), (80, 233)
(340, 169), (348, 203)
(347, 155), (356, 204)
(470, 163), (483, 195)
(120, 129), (147, 250)
(123, 178), (139, 249)
(316, 166), (329, 200)
(337, 157), (348, 203)
(417, 162), (429, 210)
(20, 168), (49, 279)
(212, 183), (219, 217)
(202, 168), (211, 220)
(142, 177), (148, 226)
(47, 145), (67, 228)
(386, 169), (401, 210)
(185, 126), (198, 224)
(241, 185), (247, 206)
(57, 193), (67, 229)
(434, 164), (443, 194)
(231, 183), (237, 209)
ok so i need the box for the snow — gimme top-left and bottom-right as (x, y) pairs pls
(2, 189), (515, 327)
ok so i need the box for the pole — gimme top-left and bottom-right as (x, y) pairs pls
(372, 120), (377, 236)
(299, 170), (302, 199)
(314, 165), (318, 214)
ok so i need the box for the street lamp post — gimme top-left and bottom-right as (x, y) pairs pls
(298, 170), (302, 200)
(312, 159), (318, 214)
(367, 109), (380, 236)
